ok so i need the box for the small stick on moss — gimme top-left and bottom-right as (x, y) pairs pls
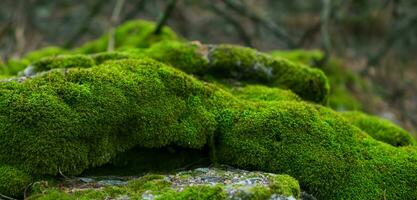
(23, 182), (34, 199)
(153, 0), (178, 35)
(58, 167), (70, 180)
(0, 193), (17, 200)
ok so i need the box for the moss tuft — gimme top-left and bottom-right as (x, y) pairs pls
(156, 185), (227, 200)
(231, 85), (301, 102)
(341, 111), (416, 146)
(269, 174), (300, 198)
(0, 165), (31, 197)
(0, 47), (66, 76)
(74, 20), (179, 54)
(31, 55), (95, 74)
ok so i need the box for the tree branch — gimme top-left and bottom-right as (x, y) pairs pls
(209, 3), (253, 47)
(153, 0), (178, 35)
(222, 0), (296, 49)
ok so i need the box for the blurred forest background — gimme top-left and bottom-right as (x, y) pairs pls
(0, 0), (416, 135)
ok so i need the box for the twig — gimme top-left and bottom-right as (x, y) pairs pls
(209, 3), (253, 47)
(58, 167), (70, 180)
(108, 0), (126, 51)
(319, 0), (332, 66)
(64, 0), (105, 48)
(222, 0), (296, 49)
(153, 0), (178, 35)
(0, 193), (17, 200)
(23, 182), (34, 199)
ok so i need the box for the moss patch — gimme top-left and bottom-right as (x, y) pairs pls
(341, 111), (416, 146)
(0, 165), (31, 197)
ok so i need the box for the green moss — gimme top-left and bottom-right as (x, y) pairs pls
(0, 165), (31, 197)
(122, 41), (329, 104)
(0, 57), (414, 199)
(215, 100), (417, 199)
(269, 174), (300, 198)
(74, 20), (179, 54)
(1, 52), (417, 199)
(127, 174), (171, 193)
(0, 58), (218, 177)
(270, 49), (323, 67)
(0, 47), (66, 76)
(31, 55), (95, 74)
(28, 189), (72, 200)
(270, 50), (364, 110)
(341, 111), (416, 146)
(156, 185), (227, 200)
(90, 52), (132, 65)
(231, 85), (301, 102)
(142, 41), (208, 74)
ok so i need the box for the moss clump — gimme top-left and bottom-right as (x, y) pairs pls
(21, 41), (330, 104)
(271, 50), (364, 110)
(127, 174), (172, 194)
(0, 59), (218, 177)
(1, 44), (417, 199)
(90, 52), (132, 65)
(0, 47), (66, 76)
(74, 20), (179, 54)
(230, 85), (301, 102)
(2, 58), (417, 199)
(0, 165), (31, 197)
(270, 49), (323, 67)
(341, 111), (416, 146)
(215, 100), (417, 199)
(31, 55), (95, 74)
(141, 41), (209, 74)
(269, 175), (300, 198)
(157, 185), (227, 200)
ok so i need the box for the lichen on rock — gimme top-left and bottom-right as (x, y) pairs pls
(27, 166), (301, 200)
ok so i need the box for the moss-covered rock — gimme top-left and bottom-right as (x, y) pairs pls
(1, 58), (417, 199)
(341, 111), (416, 146)
(22, 41), (330, 104)
(27, 166), (300, 200)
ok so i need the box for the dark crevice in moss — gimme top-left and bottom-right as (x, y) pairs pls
(82, 146), (211, 177)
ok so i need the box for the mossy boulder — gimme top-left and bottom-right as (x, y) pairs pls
(28, 167), (300, 200)
(0, 58), (416, 199)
